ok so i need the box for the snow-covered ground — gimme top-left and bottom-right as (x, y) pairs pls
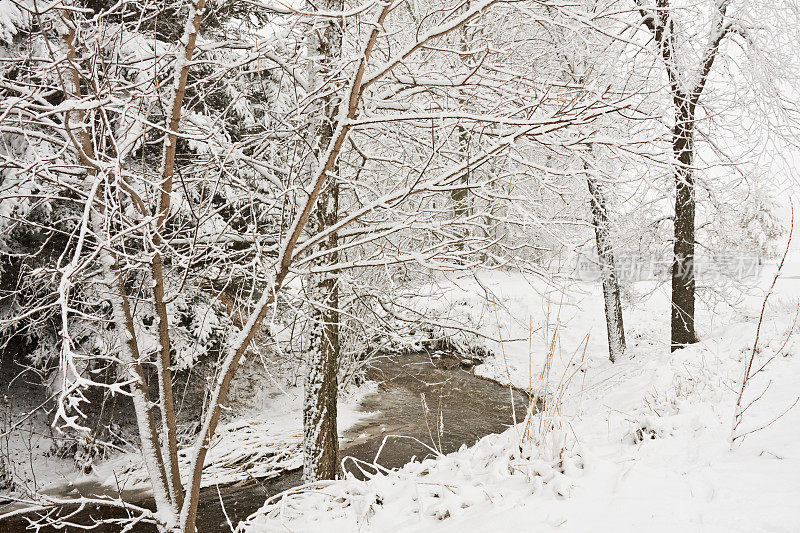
(242, 252), (800, 532)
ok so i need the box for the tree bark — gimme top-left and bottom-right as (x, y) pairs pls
(303, 183), (340, 482)
(301, 0), (343, 483)
(586, 173), (626, 361)
(452, 125), (471, 224)
(670, 99), (698, 350)
(451, 1), (472, 242)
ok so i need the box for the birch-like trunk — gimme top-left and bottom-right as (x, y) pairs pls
(452, 125), (471, 223)
(586, 173), (626, 361)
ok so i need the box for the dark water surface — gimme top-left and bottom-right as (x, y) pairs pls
(1, 352), (529, 532)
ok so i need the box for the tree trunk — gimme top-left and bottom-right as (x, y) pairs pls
(586, 174), (626, 362)
(670, 99), (698, 351)
(451, 1), (472, 241)
(302, 0), (343, 483)
(452, 125), (471, 223)
(303, 183), (340, 482)
(149, 0), (207, 505)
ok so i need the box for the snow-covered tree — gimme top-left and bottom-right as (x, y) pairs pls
(0, 0), (635, 528)
(630, 0), (800, 350)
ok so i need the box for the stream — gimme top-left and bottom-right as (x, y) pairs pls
(1, 352), (529, 532)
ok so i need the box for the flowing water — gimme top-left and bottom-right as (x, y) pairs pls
(1, 352), (529, 532)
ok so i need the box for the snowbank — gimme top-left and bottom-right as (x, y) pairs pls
(242, 257), (800, 532)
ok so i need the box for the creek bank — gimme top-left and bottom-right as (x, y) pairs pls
(1, 351), (531, 532)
